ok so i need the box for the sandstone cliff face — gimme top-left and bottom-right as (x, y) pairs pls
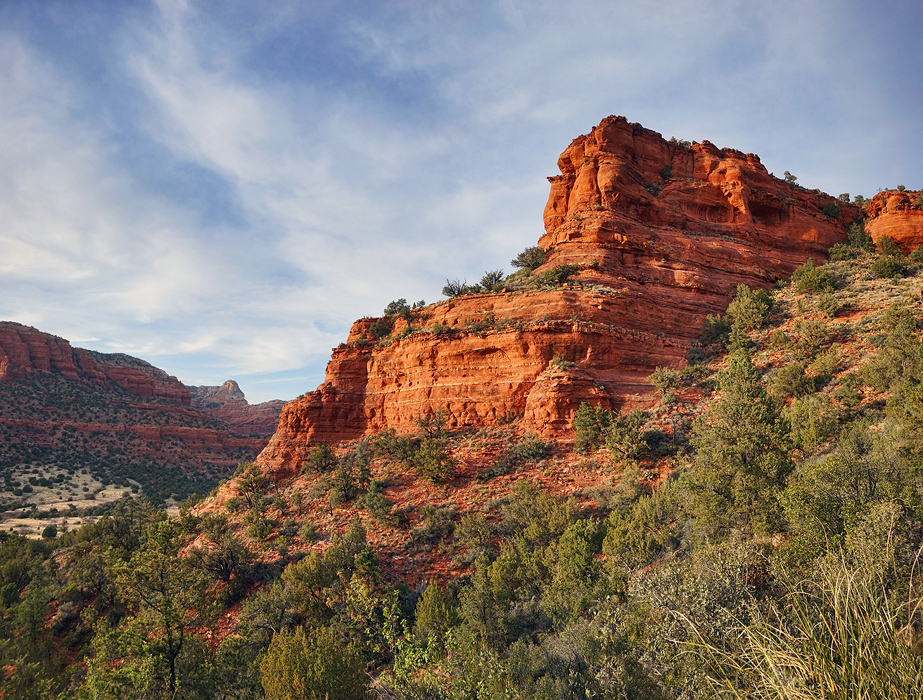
(866, 190), (923, 253)
(187, 380), (285, 435)
(258, 116), (856, 474)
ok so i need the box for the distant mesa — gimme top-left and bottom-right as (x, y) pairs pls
(187, 379), (285, 436)
(257, 115), (858, 477)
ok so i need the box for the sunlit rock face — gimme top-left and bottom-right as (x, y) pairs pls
(866, 190), (923, 253)
(258, 115), (856, 475)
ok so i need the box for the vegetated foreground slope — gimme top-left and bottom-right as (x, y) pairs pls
(0, 322), (267, 508)
(11, 223), (923, 699)
(260, 115), (857, 474)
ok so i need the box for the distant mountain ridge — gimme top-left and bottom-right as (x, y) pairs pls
(187, 379), (285, 435)
(0, 322), (278, 503)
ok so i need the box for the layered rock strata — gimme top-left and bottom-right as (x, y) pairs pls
(259, 116), (856, 475)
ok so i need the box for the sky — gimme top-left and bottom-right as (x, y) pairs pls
(1, 0), (921, 403)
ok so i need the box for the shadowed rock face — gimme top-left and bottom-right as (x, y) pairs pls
(187, 380), (285, 436)
(866, 190), (923, 253)
(258, 115), (857, 476)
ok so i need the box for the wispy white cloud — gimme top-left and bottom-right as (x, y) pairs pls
(0, 0), (920, 403)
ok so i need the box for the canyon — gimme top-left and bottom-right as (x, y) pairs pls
(258, 116), (858, 476)
(0, 322), (269, 502)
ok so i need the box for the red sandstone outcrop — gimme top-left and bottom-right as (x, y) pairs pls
(187, 380), (285, 435)
(258, 116), (857, 474)
(0, 322), (191, 404)
(866, 190), (923, 253)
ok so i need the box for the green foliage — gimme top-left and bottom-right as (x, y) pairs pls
(383, 298), (412, 322)
(690, 350), (792, 537)
(442, 278), (471, 298)
(572, 402), (612, 453)
(783, 171), (797, 185)
(260, 626), (369, 700)
(659, 163), (673, 180)
(481, 433), (551, 479)
(604, 409), (650, 464)
(536, 263), (581, 286)
(411, 504), (455, 547)
(816, 291), (840, 318)
(413, 581), (457, 647)
(876, 235), (904, 257)
(768, 361), (815, 399)
(821, 201), (841, 218)
(791, 258), (834, 294)
(846, 220), (874, 249)
(477, 269), (505, 293)
(727, 284), (773, 350)
(860, 307), (922, 391)
(367, 316), (393, 340)
(701, 313), (732, 347)
(786, 395), (838, 452)
(827, 242), (854, 261)
(872, 255), (909, 279)
(604, 482), (681, 574)
(510, 246), (546, 271)
(302, 444), (338, 474)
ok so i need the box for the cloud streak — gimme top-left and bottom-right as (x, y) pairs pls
(0, 0), (920, 402)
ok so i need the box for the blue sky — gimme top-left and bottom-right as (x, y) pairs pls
(1, 0), (920, 403)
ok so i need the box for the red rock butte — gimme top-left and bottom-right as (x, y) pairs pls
(259, 116), (857, 476)
(866, 189), (923, 253)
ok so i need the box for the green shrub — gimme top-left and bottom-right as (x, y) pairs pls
(827, 243), (854, 261)
(846, 221), (873, 249)
(573, 402), (613, 453)
(302, 445), (338, 474)
(660, 164), (673, 180)
(768, 362), (815, 399)
(481, 433), (551, 479)
(821, 202), (840, 218)
(701, 314), (731, 347)
(537, 264), (581, 286)
(260, 626), (369, 700)
(368, 317), (393, 339)
(383, 298), (412, 321)
(872, 256), (908, 279)
(411, 505), (455, 546)
(816, 292), (839, 318)
(477, 269), (505, 293)
(786, 395), (838, 452)
(604, 409), (650, 464)
(876, 235), (904, 257)
(910, 246), (923, 263)
(510, 246), (546, 271)
(791, 258), (834, 294)
(727, 285), (772, 331)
